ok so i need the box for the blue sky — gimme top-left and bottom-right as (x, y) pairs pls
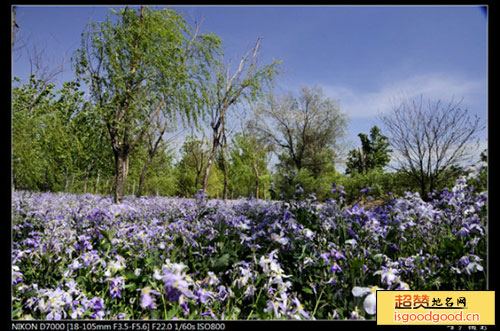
(12, 5), (487, 168)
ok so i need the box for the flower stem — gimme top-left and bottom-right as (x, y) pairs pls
(248, 284), (265, 319)
(161, 294), (167, 319)
(312, 287), (325, 317)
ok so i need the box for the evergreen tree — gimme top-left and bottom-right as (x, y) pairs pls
(346, 126), (392, 175)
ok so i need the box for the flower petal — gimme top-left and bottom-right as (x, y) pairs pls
(363, 292), (377, 315)
(352, 286), (371, 297)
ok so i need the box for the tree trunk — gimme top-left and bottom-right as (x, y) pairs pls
(114, 150), (129, 203)
(12, 7), (16, 50)
(202, 139), (218, 193)
(418, 176), (427, 201)
(221, 149), (228, 201)
(202, 156), (214, 194)
(221, 130), (229, 201)
(195, 168), (202, 191)
(137, 155), (154, 197)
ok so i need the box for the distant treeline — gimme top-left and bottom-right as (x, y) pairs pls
(12, 6), (486, 204)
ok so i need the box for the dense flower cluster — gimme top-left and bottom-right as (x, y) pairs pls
(12, 176), (486, 320)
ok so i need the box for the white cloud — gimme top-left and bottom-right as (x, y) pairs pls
(320, 73), (486, 120)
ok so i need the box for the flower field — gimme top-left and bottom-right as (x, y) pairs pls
(11, 176), (487, 320)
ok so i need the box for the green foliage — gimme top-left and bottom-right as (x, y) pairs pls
(176, 136), (209, 197)
(466, 149), (487, 193)
(74, 6), (222, 202)
(346, 126), (392, 175)
(273, 167), (343, 202)
(12, 8), (486, 206)
(12, 76), (113, 193)
(125, 144), (177, 197)
(228, 133), (271, 199)
(258, 87), (347, 178)
(174, 135), (226, 198)
(338, 168), (399, 204)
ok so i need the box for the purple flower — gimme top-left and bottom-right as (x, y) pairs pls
(264, 300), (280, 318)
(331, 183), (346, 195)
(330, 249), (345, 260)
(140, 287), (161, 310)
(388, 243), (399, 251)
(320, 252), (330, 264)
(291, 297), (310, 319)
(196, 288), (214, 304)
(375, 267), (399, 285)
(201, 309), (217, 319)
(12, 266), (22, 285)
(360, 187), (373, 194)
(181, 302), (190, 316)
(216, 285), (229, 301)
(330, 262), (342, 273)
(107, 276), (125, 299)
(46, 310), (63, 320)
(90, 297), (105, 311)
(458, 256), (470, 266)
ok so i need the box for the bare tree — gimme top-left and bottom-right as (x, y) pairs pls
(12, 15), (67, 115)
(252, 86), (347, 176)
(26, 42), (67, 87)
(380, 95), (485, 199)
(201, 38), (280, 197)
(12, 6), (19, 51)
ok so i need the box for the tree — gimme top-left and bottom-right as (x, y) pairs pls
(12, 76), (112, 193)
(176, 134), (210, 197)
(125, 140), (177, 197)
(253, 86), (347, 176)
(380, 95), (484, 200)
(201, 38), (280, 198)
(12, 76), (56, 190)
(228, 130), (271, 199)
(74, 6), (221, 203)
(345, 125), (392, 175)
(135, 110), (182, 197)
(12, 6), (20, 50)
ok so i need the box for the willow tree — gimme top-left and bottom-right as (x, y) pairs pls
(74, 6), (221, 203)
(201, 38), (280, 198)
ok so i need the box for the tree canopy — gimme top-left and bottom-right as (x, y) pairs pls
(345, 125), (392, 175)
(12, 7), (486, 205)
(73, 6), (222, 202)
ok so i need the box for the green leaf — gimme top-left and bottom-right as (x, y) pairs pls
(303, 287), (314, 295)
(124, 282), (137, 291)
(166, 305), (180, 319)
(349, 257), (364, 274)
(212, 253), (230, 272)
(12, 307), (22, 319)
(126, 271), (138, 280)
